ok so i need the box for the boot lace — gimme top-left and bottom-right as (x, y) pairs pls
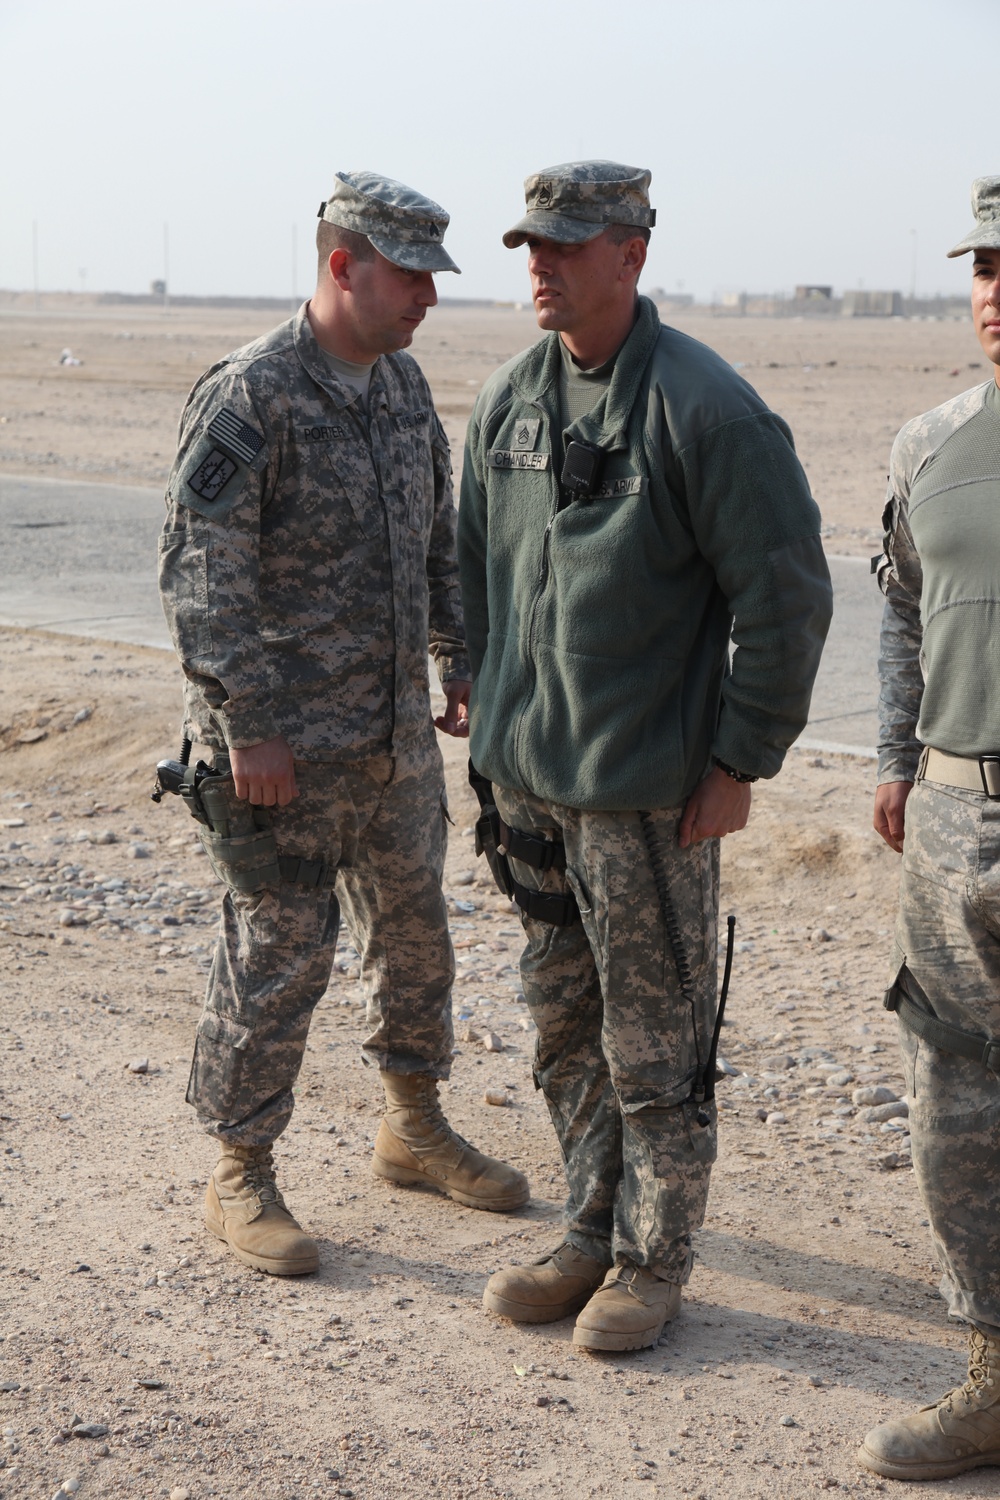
(599, 1264), (644, 1297)
(413, 1082), (473, 1152)
(941, 1329), (999, 1412)
(240, 1149), (281, 1208)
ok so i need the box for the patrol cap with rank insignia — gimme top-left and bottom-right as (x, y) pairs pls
(318, 171), (460, 274)
(503, 160), (655, 249)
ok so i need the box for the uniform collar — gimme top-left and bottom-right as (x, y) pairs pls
(294, 301), (386, 410)
(510, 295), (661, 450)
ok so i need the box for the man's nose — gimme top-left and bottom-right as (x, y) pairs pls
(415, 272), (438, 308)
(528, 244), (553, 277)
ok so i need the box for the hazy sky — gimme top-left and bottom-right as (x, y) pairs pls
(1, 0), (992, 304)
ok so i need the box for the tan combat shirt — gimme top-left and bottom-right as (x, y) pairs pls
(158, 305), (468, 759)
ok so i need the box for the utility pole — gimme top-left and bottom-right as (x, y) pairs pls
(32, 221), (39, 313)
(910, 228), (918, 304)
(291, 224), (298, 314)
(163, 223), (170, 314)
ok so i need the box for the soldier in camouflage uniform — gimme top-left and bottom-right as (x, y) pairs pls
(158, 172), (528, 1279)
(458, 162), (831, 1350)
(861, 178), (1000, 1481)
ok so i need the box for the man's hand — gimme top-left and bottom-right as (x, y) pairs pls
(873, 780), (912, 854)
(434, 679), (471, 738)
(678, 766), (752, 848)
(230, 735), (298, 807)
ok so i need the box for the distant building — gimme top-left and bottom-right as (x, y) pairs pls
(842, 289), (903, 317)
(794, 284), (832, 301)
(650, 288), (694, 310)
(150, 279), (167, 296)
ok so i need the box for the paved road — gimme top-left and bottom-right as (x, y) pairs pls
(0, 474), (169, 650)
(0, 476), (882, 757)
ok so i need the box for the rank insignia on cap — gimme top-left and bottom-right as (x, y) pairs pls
(187, 448), (237, 502)
(536, 183), (552, 206)
(207, 409), (266, 466)
(513, 418), (540, 450)
(427, 222), (440, 239)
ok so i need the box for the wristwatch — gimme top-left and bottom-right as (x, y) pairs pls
(713, 757), (758, 785)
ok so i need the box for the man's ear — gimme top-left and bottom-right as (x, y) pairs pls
(328, 247), (352, 290)
(621, 236), (647, 283)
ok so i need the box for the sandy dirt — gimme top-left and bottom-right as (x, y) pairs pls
(0, 299), (995, 1500)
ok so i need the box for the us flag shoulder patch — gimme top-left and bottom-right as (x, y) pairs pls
(207, 409), (266, 465)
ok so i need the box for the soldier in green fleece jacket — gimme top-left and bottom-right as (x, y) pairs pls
(458, 161), (832, 1352)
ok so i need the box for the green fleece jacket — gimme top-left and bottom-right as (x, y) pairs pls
(457, 296), (832, 812)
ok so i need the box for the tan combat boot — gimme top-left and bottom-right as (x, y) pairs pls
(373, 1072), (529, 1212)
(205, 1145), (319, 1276)
(858, 1327), (1000, 1480)
(572, 1261), (682, 1352)
(483, 1241), (610, 1323)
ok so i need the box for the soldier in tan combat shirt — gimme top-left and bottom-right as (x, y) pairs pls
(861, 178), (1000, 1481)
(158, 172), (528, 1278)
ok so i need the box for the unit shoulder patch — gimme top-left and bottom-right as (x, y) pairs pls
(187, 448), (238, 502)
(207, 409), (267, 465)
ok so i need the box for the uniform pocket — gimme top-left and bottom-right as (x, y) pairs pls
(186, 1009), (255, 1123)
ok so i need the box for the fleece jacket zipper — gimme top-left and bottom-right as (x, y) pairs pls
(513, 441), (560, 785)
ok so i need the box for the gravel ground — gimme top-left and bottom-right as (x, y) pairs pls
(1, 629), (997, 1500)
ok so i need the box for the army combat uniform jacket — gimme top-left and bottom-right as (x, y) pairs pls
(159, 304), (469, 760)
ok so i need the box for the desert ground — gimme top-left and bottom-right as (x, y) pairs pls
(0, 296), (995, 1500)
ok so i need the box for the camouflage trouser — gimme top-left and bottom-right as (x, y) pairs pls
(891, 774), (1000, 1334)
(187, 731), (454, 1149)
(494, 785), (719, 1283)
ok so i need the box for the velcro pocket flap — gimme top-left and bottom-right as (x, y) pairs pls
(196, 1011), (253, 1052)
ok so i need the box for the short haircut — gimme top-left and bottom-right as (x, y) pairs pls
(605, 223), (651, 247)
(316, 219), (375, 274)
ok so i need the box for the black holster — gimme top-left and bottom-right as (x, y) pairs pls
(885, 966), (1000, 1074)
(468, 761), (578, 926)
(152, 741), (334, 896)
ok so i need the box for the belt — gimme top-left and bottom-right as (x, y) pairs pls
(918, 746), (1000, 799)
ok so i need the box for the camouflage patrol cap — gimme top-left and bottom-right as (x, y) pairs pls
(947, 177), (1000, 258)
(318, 171), (460, 273)
(502, 160), (655, 249)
